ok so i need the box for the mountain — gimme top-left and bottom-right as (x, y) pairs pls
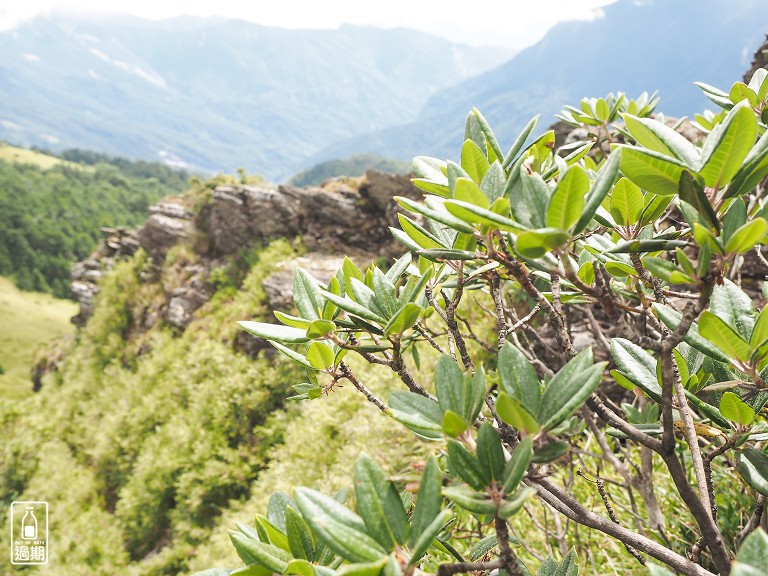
(308, 0), (768, 167)
(0, 14), (509, 180)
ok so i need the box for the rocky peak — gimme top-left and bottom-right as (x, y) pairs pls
(70, 170), (420, 333)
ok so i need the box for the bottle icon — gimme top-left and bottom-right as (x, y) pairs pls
(21, 507), (37, 540)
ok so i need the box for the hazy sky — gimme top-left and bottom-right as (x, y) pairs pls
(0, 0), (619, 51)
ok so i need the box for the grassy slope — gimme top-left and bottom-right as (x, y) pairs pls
(0, 142), (85, 170)
(0, 276), (78, 399)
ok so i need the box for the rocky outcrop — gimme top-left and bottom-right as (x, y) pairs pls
(205, 171), (420, 257)
(71, 170), (418, 333)
(743, 34), (768, 83)
(71, 226), (141, 327)
(138, 202), (194, 263)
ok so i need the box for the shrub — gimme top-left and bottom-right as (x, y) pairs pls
(200, 71), (768, 576)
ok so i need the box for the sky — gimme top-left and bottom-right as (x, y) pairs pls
(0, 0), (619, 51)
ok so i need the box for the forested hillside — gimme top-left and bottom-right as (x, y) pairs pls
(0, 172), (425, 575)
(0, 144), (188, 297)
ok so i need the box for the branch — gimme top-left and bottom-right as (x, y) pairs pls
(338, 363), (388, 413)
(490, 270), (509, 348)
(529, 478), (717, 576)
(437, 559), (502, 576)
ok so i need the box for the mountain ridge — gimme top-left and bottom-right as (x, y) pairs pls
(0, 14), (510, 179)
(305, 0), (768, 168)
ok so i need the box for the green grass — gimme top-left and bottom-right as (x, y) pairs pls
(0, 276), (78, 399)
(0, 141), (86, 171)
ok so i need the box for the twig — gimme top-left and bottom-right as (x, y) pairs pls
(338, 363), (388, 413)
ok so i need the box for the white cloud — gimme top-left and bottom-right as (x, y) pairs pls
(0, 0), (619, 50)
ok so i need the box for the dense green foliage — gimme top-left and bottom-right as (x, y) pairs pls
(206, 70), (768, 576)
(0, 152), (187, 297)
(289, 155), (411, 187)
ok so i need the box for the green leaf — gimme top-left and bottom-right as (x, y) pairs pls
(254, 515), (292, 551)
(496, 392), (540, 434)
(395, 196), (473, 234)
(730, 81), (759, 107)
(306, 319), (336, 339)
(678, 170), (719, 233)
(498, 486), (537, 519)
(720, 392), (755, 425)
(336, 557), (389, 576)
(295, 488), (387, 563)
(372, 269), (398, 318)
(318, 290), (387, 325)
(622, 114), (700, 167)
(285, 506), (315, 561)
(699, 311), (752, 362)
(643, 257), (696, 285)
(733, 529), (768, 576)
(435, 355), (465, 414)
(539, 349), (605, 430)
(610, 339), (661, 401)
(725, 218), (768, 254)
(412, 156), (447, 183)
(447, 439), (488, 491)
(546, 165), (588, 230)
(442, 199), (522, 232)
(751, 305), (768, 347)
(294, 268), (323, 321)
(503, 115), (540, 169)
(461, 139), (491, 184)
(699, 101), (758, 188)
(306, 342), (335, 370)
(442, 486), (498, 516)
(477, 423), (505, 483)
(229, 532), (292, 574)
(723, 199), (748, 243)
(407, 509), (453, 565)
(267, 492), (293, 532)
(498, 342), (541, 415)
(473, 108), (504, 165)
(502, 436), (532, 494)
(238, 321), (310, 344)
(481, 161), (506, 202)
(610, 177), (644, 226)
(531, 440), (569, 463)
(417, 248), (477, 262)
(516, 228), (569, 258)
(384, 303), (421, 337)
(619, 146), (688, 196)
(397, 214), (445, 250)
(574, 149), (621, 233)
(710, 279), (756, 341)
(270, 341), (314, 370)
(409, 455), (442, 548)
(388, 393), (443, 440)
(737, 448), (768, 496)
(275, 311), (313, 330)
(442, 410), (470, 438)
(607, 239), (687, 254)
(726, 128), (768, 198)
(454, 177), (490, 209)
(653, 304), (730, 363)
(515, 171), (550, 229)
(469, 534), (501, 562)
(354, 454), (409, 549)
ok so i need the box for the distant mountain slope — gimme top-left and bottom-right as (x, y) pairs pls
(0, 142), (188, 297)
(0, 14), (509, 179)
(309, 0), (767, 167)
